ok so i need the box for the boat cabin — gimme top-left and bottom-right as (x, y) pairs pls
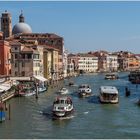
(53, 96), (72, 105)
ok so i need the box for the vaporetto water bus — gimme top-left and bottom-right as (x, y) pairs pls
(52, 96), (74, 119)
(99, 86), (119, 104)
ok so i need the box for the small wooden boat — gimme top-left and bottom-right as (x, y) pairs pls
(19, 89), (36, 97)
(69, 81), (74, 86)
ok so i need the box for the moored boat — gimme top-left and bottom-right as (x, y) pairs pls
(52, 96), (74, 118)
(19, 89), (36, 97)
(38, 86), (47, 93)
(128, 71), (140, 84)
(0, 102), (5, 122)
(78, 84), (92, 97)
(99, 86), (119, 103)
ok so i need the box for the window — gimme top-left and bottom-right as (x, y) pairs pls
(21, 71), (25, 76)
(22, 54), (25, 59)
(33, 54), (39, 59)
(22, 62), (25, 67)
(15, 54), (18, 59)
(15, 71), (17, 76)
(27, 54), (32, 59)
(15, 63), (17, 67)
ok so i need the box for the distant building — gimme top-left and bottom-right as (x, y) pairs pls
(67, 53), (79, 75)
(78, 53), (98, 73)
(106, 54), (118, 72)
(10, 41), (43, 77)
(62, 48), (68, 78)
(92, 51), (108, 72)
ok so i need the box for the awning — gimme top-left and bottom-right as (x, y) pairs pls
(0, 84), (11, 92)
(33, 75), (48, 82)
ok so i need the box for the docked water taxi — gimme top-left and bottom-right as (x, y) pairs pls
(78, 84), (92, 97)
(105, 73), (119, 80)
(52, 96), (74, 118)
(99, 86), (119, 103)
(128, 71), (140, 84)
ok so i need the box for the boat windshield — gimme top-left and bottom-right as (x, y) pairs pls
(54, 99), (72, 104)
(102, 93), (117, 100)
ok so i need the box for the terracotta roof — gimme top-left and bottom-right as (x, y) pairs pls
(46, 46), (59, 51)
(68, 53), (77, 57)
(9, 40), (22, 46)
(78, 53), (97, 57)
(21, 47), (33, 52)
(135, 54), (140, 57)
(15, 33), (63, 39)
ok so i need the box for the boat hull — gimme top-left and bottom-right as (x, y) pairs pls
(79, 92), (92, 98)
(0, 111), (5, 122)
(99, 96), (119, 104)
(53, 109), (74, 118)
(20, 91), (36, 97)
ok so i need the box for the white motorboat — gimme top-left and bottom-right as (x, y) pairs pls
(38, 86), (47, 93)
(105, 73), (118, 80)
(19, 89), (36, 97)
(99, 86), (119, 103)
(58, 87), (68, 95)
(78, 84), (92, 97)
(52, 96), (74, 118)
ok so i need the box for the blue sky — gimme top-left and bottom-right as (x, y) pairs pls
(1, 1), (140, 53)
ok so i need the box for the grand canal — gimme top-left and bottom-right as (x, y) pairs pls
(1, 72), (140, 139)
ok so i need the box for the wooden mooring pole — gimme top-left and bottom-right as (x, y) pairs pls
(8, 104), (11, 120)
(5, 102), (7, 111)
(35, 82), (38, 99)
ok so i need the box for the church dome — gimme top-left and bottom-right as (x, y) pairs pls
(12, 22), (32, 35)
(12, 11), (32, 35)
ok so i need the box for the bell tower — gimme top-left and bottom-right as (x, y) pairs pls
(1, 10), (12, 39)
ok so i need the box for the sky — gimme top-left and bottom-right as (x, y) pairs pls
(1, 1), (140, 53)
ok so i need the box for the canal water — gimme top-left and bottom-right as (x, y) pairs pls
(0, 72), (140, 139)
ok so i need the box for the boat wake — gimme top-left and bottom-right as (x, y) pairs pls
(53, 115), (75, 120)
(83, 111), (89, 114)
